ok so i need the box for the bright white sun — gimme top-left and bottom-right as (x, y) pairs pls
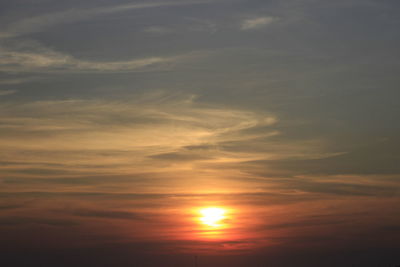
(199, 207), (226, 227)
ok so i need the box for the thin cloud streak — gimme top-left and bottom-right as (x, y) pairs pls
(0, 42), (194, 73)
(0, 89), (17, 96)
(241, 16), (277, 30)
(0, 0), (216, 38)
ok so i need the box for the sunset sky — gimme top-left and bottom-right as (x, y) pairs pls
(1, 0), (400, 266)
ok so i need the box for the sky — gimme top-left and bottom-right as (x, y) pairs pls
(0, 0), (400, 266)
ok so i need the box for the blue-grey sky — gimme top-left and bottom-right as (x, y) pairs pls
(1, 0), (400, 266)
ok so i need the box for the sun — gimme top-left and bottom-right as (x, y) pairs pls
(199, 207), (226, 227)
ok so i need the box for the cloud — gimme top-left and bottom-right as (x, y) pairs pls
(0, 0), (214, 38)
(143, 18), (217, 35)
(0, 93), (280, 189)
(0, 41), (183, 73)
(282, 177), (399, 197)
(0, 77), (40, 85)
(251, 138), (400, 176)
(241, 16), (277, 30)
(0, 94), (276, 150)
(0, 90), (17, 96)
(0, 204), (23, 210)
(0, 1), (215, 74)
(0, 217), (78, 226)
(144, 26), (175, 35)
(72, 209), (148, 221)
(150, 151), (213, 161)
(3, 94), (396, 198)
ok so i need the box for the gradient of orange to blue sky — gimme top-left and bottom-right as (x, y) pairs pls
(1, 0), (400, 266)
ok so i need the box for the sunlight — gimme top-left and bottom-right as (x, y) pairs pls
(199, 207), (226, 227)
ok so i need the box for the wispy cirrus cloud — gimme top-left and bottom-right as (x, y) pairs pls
(0, 93), (277, 151)
(0, 93), (282, 195)
(0, 41), (194, 73)
(0, 1), (215, 74)
(143, 18), (218, 35)
(1, 92), (365, 197)
(241, 16), (277, 30)
(0, 90), (17, 96)
(0, 0), (215, 38)
(0, 76), (40, 85)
